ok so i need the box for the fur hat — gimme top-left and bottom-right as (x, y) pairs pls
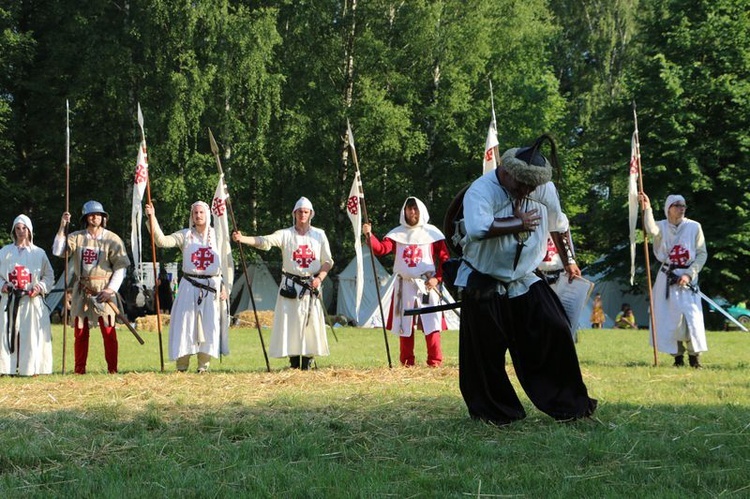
(500, 134), (558, 187)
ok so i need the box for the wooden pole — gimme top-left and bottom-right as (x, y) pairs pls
(209, 128), (271, 372)
(62, 100), (70, 374)
(633, 102), (659, 366)
(347, 120), (393, 368)
(138, 104), (165, 372)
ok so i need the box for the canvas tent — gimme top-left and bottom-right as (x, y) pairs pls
(336, 247), (460, 330)
(336, 247), (393, 326)
(230, 261), (280, 314)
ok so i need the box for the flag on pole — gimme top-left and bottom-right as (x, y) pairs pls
(483, 112), (499, 173)
(629, 131), (640, 285)
(212, 174), (235, 292)
(346, 171), (364, 320)
(130, 134), (148, 286)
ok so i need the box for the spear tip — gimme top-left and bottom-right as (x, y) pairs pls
(208, 128), (219, 155)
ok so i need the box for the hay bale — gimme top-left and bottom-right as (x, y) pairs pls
(135, 314), (171, 331)
(233, 310), (274, 328)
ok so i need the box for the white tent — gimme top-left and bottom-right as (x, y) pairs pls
(230, 261), (280, 314)
(336, 247), (393, 326)
(336, 247), (460, 330)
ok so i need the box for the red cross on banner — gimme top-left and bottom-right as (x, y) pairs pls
(191, 247), (215, 271)
(293, 245), (315, 268)
(82, 248), (99, 265)
(8, 264), (31, 289)
(669, 245), (690, 266)
(346, 195), (359, 216)
(212, 196), (226, 217)
(134, 158), (148, 185)
(402, 245), (423, 267)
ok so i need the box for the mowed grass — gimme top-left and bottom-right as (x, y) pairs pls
(1, 323), (749, 498)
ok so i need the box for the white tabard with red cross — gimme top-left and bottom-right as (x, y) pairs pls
(392, 242), (435, 279)
(649, 216), (708, 355)
(254, 226), (334, 358)
(0, 244), (55, 375)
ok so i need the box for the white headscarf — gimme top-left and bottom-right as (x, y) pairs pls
(189, 201), (213, 228)
(292, 196), (315, 221)
(664, 194), (686, 218)
(11, 214), (33, 243)
(385, 196), (445, 245)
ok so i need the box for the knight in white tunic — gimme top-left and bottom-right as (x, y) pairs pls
(641, 193), (708, 368)
(233, 197), (333, 370)
(145, 201), (230, 373)
(0, 215), (54, 376)
(363, 197), (450, 367)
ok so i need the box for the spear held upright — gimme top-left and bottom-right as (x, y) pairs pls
(346, 120), (393, 368)
(61, 100), (70, 374)
(138, 104), (165, 371)
(632, 102), (659, 366)
(208, 128), (271, 372)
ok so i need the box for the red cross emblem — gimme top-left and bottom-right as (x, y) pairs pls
(669, 245), (690, 266)
(8, 265), (31, 289)
(347, 195), (359, 216)
(293, 245), (315, 268)
(484, 148), (495, 163)
(134, 162), (148, 185)
(191, 247), (215, 270)
(82, 248), (99, 265)
(402, 245), (423, 267)
(212, 196), (226, 217)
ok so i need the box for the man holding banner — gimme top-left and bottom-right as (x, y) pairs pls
(144, 200), (230, 373)
(363, 197), (450, 367)
(640, 192), (708, 368)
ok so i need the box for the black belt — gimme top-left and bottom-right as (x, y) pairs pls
(660, 263), (694, 298)
(182, 275), (217, 294)
(281, 271), (319, 297)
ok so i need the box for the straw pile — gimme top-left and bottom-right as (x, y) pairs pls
(233, 310), (275, 328)
(135, 314), (171, 331)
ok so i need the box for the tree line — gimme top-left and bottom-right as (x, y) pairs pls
(1, 0), (748, 302)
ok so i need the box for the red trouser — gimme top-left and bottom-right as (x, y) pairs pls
(400, 331), (443, 367)
(74, 316), (118, 374)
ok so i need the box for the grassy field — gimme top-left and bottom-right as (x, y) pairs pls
(1, 324), (749, 498)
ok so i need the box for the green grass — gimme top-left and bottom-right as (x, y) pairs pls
(1, 325), (749, 497)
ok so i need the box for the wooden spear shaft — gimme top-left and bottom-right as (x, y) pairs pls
(138, 104), (165, 372)
(62, 100), (70, 374)
(347, 121), (393, 368)
(633, 102), (659, 366)
(208, 128), (271, 372)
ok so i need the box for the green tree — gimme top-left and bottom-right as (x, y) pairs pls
(586, 0), (750, 301)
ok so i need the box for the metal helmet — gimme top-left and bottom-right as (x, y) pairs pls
(80, 200), (109, 225)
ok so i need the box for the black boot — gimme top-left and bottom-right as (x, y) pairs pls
(289, 356), (301, 369)
(300, 356), (313, 370)
(688, 355), (702, 369)
(673, 355), (685, 367)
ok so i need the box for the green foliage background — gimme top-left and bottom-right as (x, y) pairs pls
(1, 0), (748, 301)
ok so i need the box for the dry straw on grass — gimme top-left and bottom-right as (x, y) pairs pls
(0, 366), (458, 418)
